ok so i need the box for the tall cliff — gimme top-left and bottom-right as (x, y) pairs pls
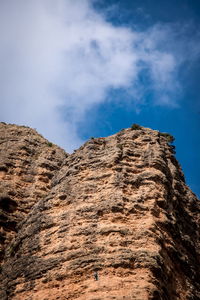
(0, 123), (67, 264)
(0, 123), (199, 300)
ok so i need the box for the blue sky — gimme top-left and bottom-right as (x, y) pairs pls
(87, 0), (200, 197)
(0, 0), (199, 197)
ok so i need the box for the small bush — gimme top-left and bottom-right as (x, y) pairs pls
(131, 123), (142, 130)
(160, 132), (175, 144)
(116, 144), (123, 150)
(8, 244), (16, 256)
(47, 142), (53, 147)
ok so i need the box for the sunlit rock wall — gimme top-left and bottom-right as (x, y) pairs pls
(0, 123), (199, 300)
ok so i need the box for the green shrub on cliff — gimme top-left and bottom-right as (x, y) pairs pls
(131, 123), (142, 130)
(160, 132), (175, 144)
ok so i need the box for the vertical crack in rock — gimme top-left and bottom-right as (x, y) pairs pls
(0, 123), (199, 300)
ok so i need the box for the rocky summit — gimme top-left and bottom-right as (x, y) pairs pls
(0, 122), (199, 300)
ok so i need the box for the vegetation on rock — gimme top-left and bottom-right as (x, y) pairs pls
(131, 123), (142, 130)
(160, 132), (175, 143)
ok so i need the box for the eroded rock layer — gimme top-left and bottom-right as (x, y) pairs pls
(0, 123), (199, 300)
(0, 123), (67, 264)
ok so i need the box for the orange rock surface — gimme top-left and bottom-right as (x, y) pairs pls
(0, 123), (199, 299)
(0, 123), (67, 264)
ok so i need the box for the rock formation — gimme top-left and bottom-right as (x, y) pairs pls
(0, 123), (67, 264)
(0, 122), (199, 300)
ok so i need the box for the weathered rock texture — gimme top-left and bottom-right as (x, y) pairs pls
(0, 123), (67, 264)
(0, 123), (199, 300)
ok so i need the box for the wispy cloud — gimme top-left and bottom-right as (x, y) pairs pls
(0, 0), (199, 151)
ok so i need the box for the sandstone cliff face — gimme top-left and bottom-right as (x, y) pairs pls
(0, 123), (199, 300)
(0, 123), (67, 264)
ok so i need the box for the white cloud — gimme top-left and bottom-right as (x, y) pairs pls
(0, 0), (199, 151)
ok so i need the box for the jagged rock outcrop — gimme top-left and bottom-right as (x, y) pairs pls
(0, 123), (199, 300)
(0, 123), (67, 264)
